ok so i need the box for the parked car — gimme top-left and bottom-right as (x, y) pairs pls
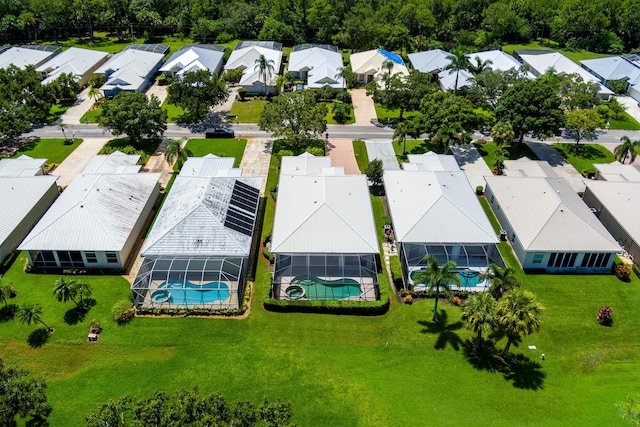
(205, 127), (235, 138)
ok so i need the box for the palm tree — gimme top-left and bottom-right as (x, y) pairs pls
(254, 54), (275, 95)
(335, 66), (350, 90)
(461, 292), (497, 351)
(393, 121), (409, 155)
(88, 86), (102, 103)
(164, 138), (193, 171)
(614, 136), (640, 164)
(433, 123), (464, 154)
(53, 277), (78, 305)
(467, 56), (493, 76)
(491, 145), (509, 175)
(491, 121), (515, 147)
(480, 264), (521, 300)
(412, 255), (461, 322)
(444, 49), (471, 96)
(17, 303), (50, 330)
(58, 123), (67, 140)
(0, 280), (13, 306)
(495, 289), (543, 358)
(75, 282), (92, 304)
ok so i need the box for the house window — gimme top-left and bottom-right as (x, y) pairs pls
(532, 254), (544, 264)
(57, 251), (84, 267)
(32, 251), (57, 267)
(85, 252), (97, 263)
(106, 252), (118, 264)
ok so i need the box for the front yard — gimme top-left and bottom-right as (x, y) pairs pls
(184, 138), (247, 167)
(552, 143), (616, 176)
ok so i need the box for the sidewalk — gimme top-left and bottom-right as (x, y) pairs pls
(51, 137), (110, 187)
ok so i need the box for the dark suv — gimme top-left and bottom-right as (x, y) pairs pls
(205, 127), (235, 138)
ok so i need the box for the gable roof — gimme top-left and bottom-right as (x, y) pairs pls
(178, 155), (238, 177)
(159, 45), (225, 76)
(437, 68), (473, 91)
(405, 152), (460, 171)
(594, 161), (640, 182)
(96, 47), (165, 92)
(0, 176), (58, 247)
(581, 56), (640, 88)
(81, 151), (141, 174)
(408, 49), (451, 73)
(223, 41), (282, 86)
(585, 181), (640, 246)
(485, 176), (620, 252)
(280, 153), (332, 176)
(467, 50), (535, 78)
(0, 45), (60, 70)
(19, 172), (160, 251)
(289, 46), (344, 88)
(385, 167), (497, 244)
(350, 49), (409, 82)
(0, 155), (46, 177)
(141, 170), (262, 257)
(503, 158), (559, 178)
(36, 47), (108, 84)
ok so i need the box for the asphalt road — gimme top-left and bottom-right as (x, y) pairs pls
(25, 123), (640, 145)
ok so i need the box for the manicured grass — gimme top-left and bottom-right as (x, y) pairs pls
(478, 196), (522, 271)
(46, 33), (194, 56)
(162, 101), (189, 123)
(374, 104), (418, 125)
(475, 142), (540, 170)
(101, 137), (161, 156)
(608, 111), (640, 130)
(184, 138), (247, 167)
(261, 155), (280, 242)
(552, 143), (616, 176)
(47, 102), (73, 123)
(11, 138), (82, 165)
(325, 102), (355, 125)
(80, 106), (102, 124)
(229, 99), (268, 123)
(352, 140), (370, 173)
(392, 139), (439, 162)
(502, 40), (612, 63)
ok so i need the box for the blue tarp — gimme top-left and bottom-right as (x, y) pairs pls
(378, 49), (405, 65)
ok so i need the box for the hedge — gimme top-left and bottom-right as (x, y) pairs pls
(263, 272), (390, 315)
(389, 256), (404, 289)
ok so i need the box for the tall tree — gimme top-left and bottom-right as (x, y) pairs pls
(367, 71), (435, 120)
(495, 289), (543, 358)
(0, 358), (52, 426)
(490, 121), (515, 147)
(412, 255), (461, 322)
(444, 49), (471, 96)
(17, 303), (50, 330)
(461, 292), (497, 351)
(480, 264), (522, 300)
(393, 121), (409, 155)
(491, 145), (509, 174)
(164, 138), (193, 170)
(53, 277), (78, 305)
(97, 92), (167, 145)
(614, 135), (640, 164)
(564, 108), (606, 147)
(166, 70), (229, 122)
(254, 54), (275, 95)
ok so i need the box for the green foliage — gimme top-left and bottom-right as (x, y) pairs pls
(259, 91), (328, 142)
(617, 395), (640, 426)
(164, 138), (193, 170)
(367, 71), (436, 119)
(597, 306), (614, 326)
(564, 108), (606, 144)
(88, 74), (106, 88)
(98, 92), (167, 144)
(461, 292), (497, 350)
(614, 136), (640, 164)
(495, 289), (543, 357)
(352, 140), (370, 173)
(222, 68), (243, 84)
(0, 358), (52, 425)
(365, 159), (384, 186)
(112, 300), (135, 324)
(262, 248), (274, 264)
(166, 69), (229, 122)
(47, 72), (80, 103)
(614, 264), (632, 282)
(389, 256), (404, 289)
(412, 255), (461, 322)
(331, 101), (352, 124)
(237, 87), (247, 100)
(552, 142), (616, 175)
(607, 79), (628, 95)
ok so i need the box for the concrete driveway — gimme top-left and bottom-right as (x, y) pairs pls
(364, 139), (399, 170)
(525, 141), (586, 192)
(239, 137), (273, 195)
(51, 137), (110, 187)
(326, 138), (361, 174)
(350, 89), (377, 125)
(60, 87), (94, 124)
(146, 81), (168, 104)
(451, 143), (493, 190)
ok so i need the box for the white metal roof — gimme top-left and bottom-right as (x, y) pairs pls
(485, 176), (620, 252)
(406, 152), (460, 171)
(519, 52), (613, 96)
(96, 49), (165, 92)
(160, 45), (225, 76)
(437, 68), (474, 91)
(0, 155), (46, 177)
(408, 49), (451, 73)
(179, 155), (238, 177)
(585, 181), (640, 247)
(223, 42), (282, 86)
(288, 46), (344, 88)
(19, 172), (160, 251)
(581, 57), (640, 87)
(385, 169), (497, 244)
(271, 172), (378, 254)
(82, 151), (141, 174)
(0, 46), (59, 69)
(594, 161), (640, 182)
(0, 176), (58, 247)
(503, 158), (558, 178)
(141, 173), (262, 257)
(467, 50), (535, 79)
(350, 50), (409, 83)
(280, 153), (332, 176)
(36, 47), (108, 85)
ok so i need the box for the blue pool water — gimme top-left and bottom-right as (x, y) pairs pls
(151, 280), (230, 306)
(410, 269), (485, 287)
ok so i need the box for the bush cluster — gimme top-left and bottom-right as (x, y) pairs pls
(597, 306), (614, 326)
(112, 300), (135, 323)
(614, 264), (632, 282)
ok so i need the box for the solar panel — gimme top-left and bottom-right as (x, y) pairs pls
(223, 180), (260, 236)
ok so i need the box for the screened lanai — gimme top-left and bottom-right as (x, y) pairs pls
(132, 257), (245, 309)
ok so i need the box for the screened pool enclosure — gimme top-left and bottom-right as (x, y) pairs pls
(272, 253), (379, 301)
(132, 257), (246, 309)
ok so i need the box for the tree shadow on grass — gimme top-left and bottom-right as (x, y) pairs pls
(0, 304), (17, 322)
(63, 298), (96, 325)
(462, 339), (503, 373)
(417, 310), (464, 350)
(27, 328), (50, 348)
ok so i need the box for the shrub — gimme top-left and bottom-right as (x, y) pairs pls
(112, 300), (135, 324)
(403, 294), (413, 305)
(222, 69), (243, 84)
(305, 146), (324, 156)
(262, 248), (274, 264)
(89, 319), (102, 334)
(597, 306), (613, 326)
(237, 87), (247, 101)
(389, 256), (404, 289)
(336, 90), (352, 104)
(614, 264), (632, 282)
(476, 185), (484, 195)
(452, 296), (461, 306)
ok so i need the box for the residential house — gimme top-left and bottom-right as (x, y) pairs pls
(288, 44), (344, 89)
(159, 45), (225, 78)
(581, 56), (640, 101)
(223, 41), (283, 94)
(350, 49), (409, 87)
(36, 47), (108, 86)
(593, 161), (640, 182)
(0, 45), (60, 70)
(0, 155), (47, 176)
(467, 50), (535, 78)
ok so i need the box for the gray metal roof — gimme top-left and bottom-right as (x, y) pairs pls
(0, 176), (58, 247)
(0, 155), (46, 177)
(178, 155), (237, 177)
(385, 169), (497, 244)
(160, 45), (225, 76)
(125, 44), (170, 55)
(36, 47), (108, 85)
(594, 162), (640, 182)
(0, 45), (60, 69)
(271, 171), (378, 254)
(141, 169), (262, 257)
(293, 44), (338, 52)
(81, 151), (141, 174)
(96, 49), (165, 92)
(280, 153), (332, 176)
(405, 152), (460, 171)
(19, 172), (160, 251)
(234, 40), (282, 51)
(408, 49), (451, 73)
(503, 158), (559, 178)
(224, 42), (283, 87)
(585, 181), (640, 247)
(485, 176), (620, 252)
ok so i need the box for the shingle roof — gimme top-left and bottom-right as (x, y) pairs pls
(36, 47), (108, 84)
(485, 176), (620, 252)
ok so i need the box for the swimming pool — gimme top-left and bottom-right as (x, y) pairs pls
(410, 269), (485, 288)
(289, 276), (362, 300)
(151, 280), (230, 306)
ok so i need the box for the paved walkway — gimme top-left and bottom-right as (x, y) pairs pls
(524, 141), (586, 192)
(51, 137), (110, 187)
(214, 87), (239, 115)
(350, 89), (377, 126)
(616, 96), (640, 123)
(364, 139), (400, 170)
(239, 138), (273, 195)
(146, 82), (168, 104)
(60, 87), (94, 124)
(451, 143), (493, 190)
(325, 138), (361, 174)
(143, 138), (175, 188)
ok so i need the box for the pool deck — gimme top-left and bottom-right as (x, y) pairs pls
(410, 267), (490, 294)
(274, 276), (378, 301)
(137, 280), (241, 310)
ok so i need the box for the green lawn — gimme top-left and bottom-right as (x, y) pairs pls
(374, 104), (418, 125)
(101, 137), (161, 156)
(475, 142), (540, 170)
(608, 111), (640, 131)
(184, 138), (247, 167)
(352, 140), (370, 173)
(11, 138), (82, 165)
(162, 102), (189, 123)
(502, 40), (612, 63)
(45, 33), (194, 56)
(47, 102), (73, 123)
(325, 101), (355, 125)
(552, 143), (616, 176)
(80, 106), (102, 124)
(391, 139), (439, 163)
(229, 100), (268, 123)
